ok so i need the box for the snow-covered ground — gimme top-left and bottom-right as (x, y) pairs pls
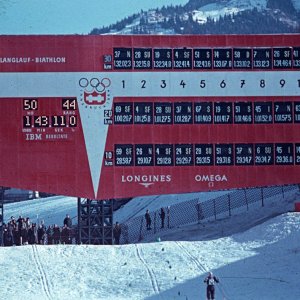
(1, 189), (300, 300)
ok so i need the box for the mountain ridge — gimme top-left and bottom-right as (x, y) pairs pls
(90, 0), (300, 35)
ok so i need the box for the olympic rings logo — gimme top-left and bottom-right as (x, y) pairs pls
(79, 77), (111, 93)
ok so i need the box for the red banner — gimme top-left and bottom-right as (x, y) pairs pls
(0, 35), (299, 199)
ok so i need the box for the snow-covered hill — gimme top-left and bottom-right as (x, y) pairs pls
(192, 0), (268, 24)
(1, 194), (300, 299)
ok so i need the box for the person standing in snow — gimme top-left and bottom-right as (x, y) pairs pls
(113, 222), (122, 245)
(204, 272), (219, 300)
(145, 210), (152, 230)
(63, 214), (72, 228)
(159, 208), (165, 229)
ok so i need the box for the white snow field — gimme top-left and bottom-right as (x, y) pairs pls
(1, 188), (300, 300)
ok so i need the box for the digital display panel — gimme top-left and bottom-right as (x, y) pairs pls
(255, 144), (274, 165)
(134, 102), (153, 124)
(215, 144), (234, 165)
(154, 102), (173, 124)
(113, 48), (132, 69)
(153, 48), (172, 69)
(233, 48), (252, 69)
(213, 48), (232, 69)
(155, 144), (174, 166)
(195, 144), (213, 166)
(173, 48), (192, 69)
(193, 49), (212, 69)
(194, 102), (213, 124)
(114, 103), (133, 124)
(234, 102), (253, 124)
(174, 102), (193, 124)
(253, 48), (272, 69)
(214, 102), (233, 124)
(135, 144), (154, 166)
(133, 48), (152, 69)
(273, 47), (292, 69)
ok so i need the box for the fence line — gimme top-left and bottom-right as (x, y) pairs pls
(120, 184), (300, 244)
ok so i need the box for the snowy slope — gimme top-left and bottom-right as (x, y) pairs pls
(192, 0), (267, 23)
(1, 189), (300, 299)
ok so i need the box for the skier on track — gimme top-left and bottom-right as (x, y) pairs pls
(204, 271), (219, 300)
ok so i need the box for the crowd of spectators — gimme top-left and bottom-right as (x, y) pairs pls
(2, 214), (76, 246)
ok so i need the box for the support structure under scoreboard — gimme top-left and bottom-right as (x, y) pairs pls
(77, 198), (114, 245)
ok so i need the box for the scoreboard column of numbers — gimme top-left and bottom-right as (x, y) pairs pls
(193, 48), (212, 69)
(213, 48), (232, 69)
(194, 102), (213, 124)
(273, 48), (292, 68)
(215, 144), (234, 165)
(275, 143), (294, 165)
(175, 144), (193, 166)
(154, 49), (172, 69)
(115, 144), (133, 166)
(233, 48), (252, 69)
(154, 102), (173, 124)
(135, 144), (153, 166)
(274, 102), (293, 123)
(113, 48), (132, 69)
(293, 47), (300, 68)
(133, 48), (152, 69)
(254, 102), (273, 123)
(214, 102), (233, 124)
(114, 103), (133, 124)
(253, 48), (272, 69)
(295, 103), (300, 122)
(174, 102), (192, 124)
(296, 144), (300, 164)
(134, 102), (153, 124)
(235, 144), (254, 165)
(255, 144), (274, 165)
(234, 102), (252, 124)
(155, 144), (174, 166)
(195, 144), (214, 166)
(173, 48), (192, 69)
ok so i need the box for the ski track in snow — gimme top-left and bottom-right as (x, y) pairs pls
(175, 241), (231, 300)
(175, 241), (208, 273)
(31, 245), (53, 300)
(135, 244), (160, 295)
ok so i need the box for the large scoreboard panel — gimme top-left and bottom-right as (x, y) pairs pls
(0, 35), (299, 199)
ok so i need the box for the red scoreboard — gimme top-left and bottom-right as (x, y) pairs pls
(0, 35), (299, 199)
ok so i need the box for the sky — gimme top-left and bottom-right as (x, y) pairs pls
(0, 0), (188, 34)
(1, 188), (300, 299)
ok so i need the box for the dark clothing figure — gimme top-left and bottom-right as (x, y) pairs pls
(113, 222), (122, 245)
(46, 226), (54, 245)
(159, 208), (165, 228)
(13, 228), (20, 246)
(28, 225), (36, 244)
(63, 214), (72, 228)
(61, 225), (70, 244)
(204, 272), (219, 300)
(3, 227), (13, 246)
(53, 225), (61, 244)
(145, 210), (152, 230)
(37, 225), (46, 245)
(20, 222), (28, 245)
